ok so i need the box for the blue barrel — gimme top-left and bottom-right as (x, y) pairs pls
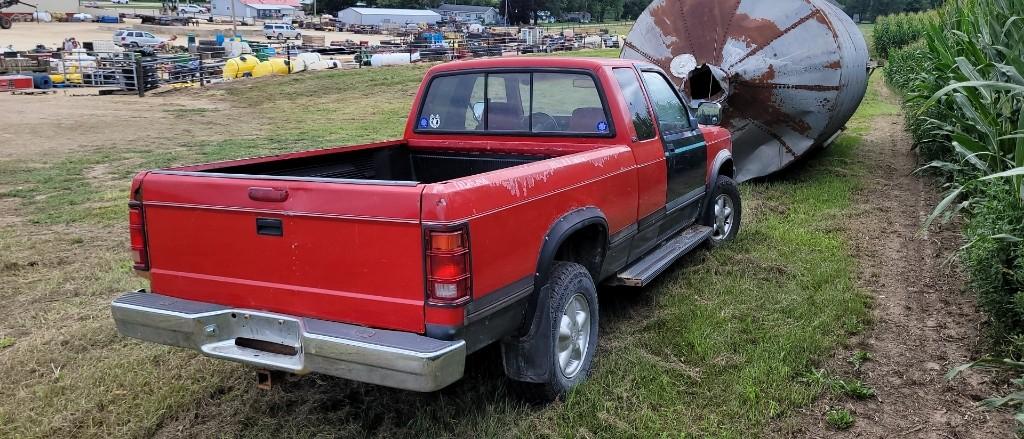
(215, 33), (225, 45)
(31, 73), (52, 90)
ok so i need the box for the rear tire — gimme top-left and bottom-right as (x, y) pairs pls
(702, 175), (742, 247)
(1, 17), (13, 29)
(510, 262), (598, 401)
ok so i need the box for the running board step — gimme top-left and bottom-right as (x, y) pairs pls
(613, 224), (713, 287)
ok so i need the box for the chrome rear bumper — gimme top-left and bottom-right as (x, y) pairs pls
(111, 291), (465, 392)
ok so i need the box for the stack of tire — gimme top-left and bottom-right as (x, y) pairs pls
(195, 39), (225, 59)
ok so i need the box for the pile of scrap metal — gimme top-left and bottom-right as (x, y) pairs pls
(622, 0), (869, 181)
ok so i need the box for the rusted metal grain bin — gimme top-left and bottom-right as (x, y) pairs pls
(622, 0), (869, 181)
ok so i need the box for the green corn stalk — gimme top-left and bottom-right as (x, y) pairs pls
(906, 0), (1024, 238)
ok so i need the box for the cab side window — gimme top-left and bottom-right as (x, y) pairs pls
(640, 71), (692, 135)
(613, 68), (656, 141)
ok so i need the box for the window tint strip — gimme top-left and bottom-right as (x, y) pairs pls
(671, 141), (706, 154)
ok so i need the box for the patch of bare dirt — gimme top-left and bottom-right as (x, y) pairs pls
(773, 85), (1016, 437)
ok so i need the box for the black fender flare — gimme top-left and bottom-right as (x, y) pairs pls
(532, 207), (608, 297)
(707, 149), (734, 195)
(500, 207), (607, 382)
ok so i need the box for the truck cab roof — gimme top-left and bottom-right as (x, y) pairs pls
(426, 57), (645, 75)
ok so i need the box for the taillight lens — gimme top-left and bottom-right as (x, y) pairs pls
(425, 226), (471, 305)
(129, 201), (149, 271)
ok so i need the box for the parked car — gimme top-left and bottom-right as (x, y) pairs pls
(110, 57), (740, 400)
(83, 1), (99, 7)
(113, 29), (164, 47)
(177, 4), (206, 14)
(111, 0), (130, 4)
(263, 23), (301, 40)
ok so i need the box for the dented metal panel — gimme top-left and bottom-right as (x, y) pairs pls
(622, 0), (869, 181)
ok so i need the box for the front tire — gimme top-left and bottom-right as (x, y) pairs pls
(702, 175), (742, 247)
(511, 262), (599, 401)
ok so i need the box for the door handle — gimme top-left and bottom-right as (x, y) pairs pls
(248, 187), (288, 202)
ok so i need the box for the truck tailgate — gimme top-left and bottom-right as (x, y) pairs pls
(138, 172), (426, 333)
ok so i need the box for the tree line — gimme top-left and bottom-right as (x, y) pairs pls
(311, 0), (941, 24)
(835, 0), (943, 21)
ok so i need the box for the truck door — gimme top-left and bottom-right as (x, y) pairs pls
(639, 69), (707, 228)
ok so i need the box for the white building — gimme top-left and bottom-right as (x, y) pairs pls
(434, 4), (502, 25)
(211, 0), (300, 20)
(337, 7), (442, 26)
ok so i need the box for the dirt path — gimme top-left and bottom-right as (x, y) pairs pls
(775, 85), (1015, 437)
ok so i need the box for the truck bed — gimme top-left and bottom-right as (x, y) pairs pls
(136, 142), (562, 333)
(193, 144), (552, 184)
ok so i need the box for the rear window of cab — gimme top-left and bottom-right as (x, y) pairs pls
(415, 71), (613, 136)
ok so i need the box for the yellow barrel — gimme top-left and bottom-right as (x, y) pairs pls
(251, 60), (274, 78)
(50, 74), (65, 84)
(222, 55), (259, 79)
(268, 58), (291, 75)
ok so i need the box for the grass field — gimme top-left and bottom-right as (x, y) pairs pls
(0, 50), (882, 438)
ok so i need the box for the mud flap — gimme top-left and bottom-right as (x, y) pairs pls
(499, 284), (554, 383)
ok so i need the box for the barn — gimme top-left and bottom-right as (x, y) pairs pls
(337, 7), (442, 26)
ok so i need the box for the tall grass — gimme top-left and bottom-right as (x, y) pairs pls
(884, 0), (1024, 427)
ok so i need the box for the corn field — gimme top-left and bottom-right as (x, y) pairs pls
(872, 11), (936, 58)
(880, 0), (1024, 426)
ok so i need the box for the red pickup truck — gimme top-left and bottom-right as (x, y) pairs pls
(111, 57), (740, 400)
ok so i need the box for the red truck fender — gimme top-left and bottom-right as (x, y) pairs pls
(703, 125), (735, 192)
(501, 206), (608, 383)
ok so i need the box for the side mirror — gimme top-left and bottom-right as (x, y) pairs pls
(695, 102), (723, 126)
(472, 101), (485, 122)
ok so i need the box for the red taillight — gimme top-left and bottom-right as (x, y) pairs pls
(425, 226), (471, 305)
(129, 201), (149, 271)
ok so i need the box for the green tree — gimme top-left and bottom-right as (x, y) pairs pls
(837, 0), (942, 21)
(621, 0), (647, 19)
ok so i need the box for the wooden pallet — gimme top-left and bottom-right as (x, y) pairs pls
(9, 89), (56, 95)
